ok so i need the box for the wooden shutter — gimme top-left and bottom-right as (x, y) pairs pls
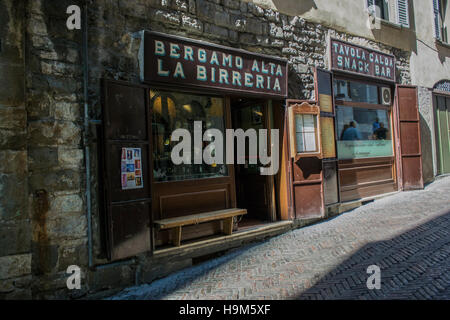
(396, 85), (424, 190)
(315, 68), (339, 205)
(433, 0), (441, 39)
(397, 0), (410, 27)
(101, 79), (153, 260)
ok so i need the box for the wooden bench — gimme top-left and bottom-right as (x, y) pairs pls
(154, 208), (247, 247)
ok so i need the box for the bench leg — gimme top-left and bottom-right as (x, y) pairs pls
(223, 217), (234, 235)
(172, 226), (182, 247)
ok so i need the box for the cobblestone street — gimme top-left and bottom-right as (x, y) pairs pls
(111, 176), (450, 300)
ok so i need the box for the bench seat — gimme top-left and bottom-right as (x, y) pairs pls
(154, 208), (247, 247)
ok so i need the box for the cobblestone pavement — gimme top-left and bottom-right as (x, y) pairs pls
(111, 176), (450, 300)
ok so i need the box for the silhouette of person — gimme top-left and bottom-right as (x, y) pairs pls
(372, 117), (380, 133)
(374, 122), (388, 140)
(342, 121), (362, 141)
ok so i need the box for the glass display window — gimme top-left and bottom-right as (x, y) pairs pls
(336, 106), (393, 159)
(150, 90), (228, 182)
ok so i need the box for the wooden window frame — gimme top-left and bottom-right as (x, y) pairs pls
(288, 102), (322, 160)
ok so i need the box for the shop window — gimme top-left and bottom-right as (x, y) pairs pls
(336, 106), (393, 159)
(289, 102), (322, 159)
(334, 79), (379, 104)
(150, 90), (228, 182)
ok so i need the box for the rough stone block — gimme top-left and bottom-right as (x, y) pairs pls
(54, 102), (81, 121)
(58, 147), (84, 168)
(0, 129), (26, 150)
(28, 147), (58, 170)
(28, 120), (81, 147)
(0, 253), (31, 280)
(29, 169), (81, 192)
(0, 220), (31, 256)
(89, 264), (135, 291)
(224, 0), (240, 10)
(46, 214), (87, 241)
(0, 150), (27, 176)
(0, 174), (28, 221)
(0, 64), (25, 106)
(57, 238), (88, 272)
(204, 24), (229, 40)
(151, 9), (181, 25)
(181, 15), (203, 33)
(0, 107), (26, 131)
(49, 192), (83, 216)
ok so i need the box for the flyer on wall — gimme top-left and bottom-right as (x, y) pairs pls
(121, 147), (143, 190)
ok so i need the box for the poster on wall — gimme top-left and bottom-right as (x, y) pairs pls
(121, 147), (143, 190)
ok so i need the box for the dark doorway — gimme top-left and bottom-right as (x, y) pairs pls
(231, 98), (276, 228)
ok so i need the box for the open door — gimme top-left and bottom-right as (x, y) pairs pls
(286, 100), (325, 219)
(396, 85), (424, 190)
(101, 79), (153, 260)
(232, 99), (276, 222)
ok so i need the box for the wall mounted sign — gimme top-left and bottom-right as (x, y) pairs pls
(330, 39), (396, 82)
(140, 31), (288, 98)
(121, 147), (143, 190)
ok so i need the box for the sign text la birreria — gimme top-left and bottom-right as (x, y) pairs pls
(140, 31), (288, 98)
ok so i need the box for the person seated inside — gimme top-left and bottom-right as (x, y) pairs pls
(342, 121), (362, 141)
(372, 117), (381, 133)
(374, 122), (388, 140)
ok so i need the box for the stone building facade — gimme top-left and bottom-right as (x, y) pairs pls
(1, 0), (413, 299)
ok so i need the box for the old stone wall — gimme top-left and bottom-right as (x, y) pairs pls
(0, 0), (413, 299)
(0, 0), (32, 299)
(25, 0), (87, 299)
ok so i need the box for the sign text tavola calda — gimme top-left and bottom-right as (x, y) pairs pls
(332, 41), (395, 80)
(154, 40), (284, 93)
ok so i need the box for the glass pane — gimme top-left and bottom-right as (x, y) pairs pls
(151, 90), (228, 182)
(336, 106), (393, 159)
(304, 132), (317, 152)
(334, 79), (379, 104)
(294, 114), (317, 153)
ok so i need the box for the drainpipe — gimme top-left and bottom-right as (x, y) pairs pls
(82, 2), (93, 268)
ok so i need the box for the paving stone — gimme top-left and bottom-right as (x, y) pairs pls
(108, 177), (450, 300)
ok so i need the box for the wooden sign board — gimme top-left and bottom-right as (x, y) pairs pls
(330, 38), (396, 82)
(140, 31), (288, 98)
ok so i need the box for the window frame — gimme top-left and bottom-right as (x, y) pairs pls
(288, 102), (322, 160)
(367, 0), (410, 28)
(149, 87), (232, 184)
(333, 76), (396, 160)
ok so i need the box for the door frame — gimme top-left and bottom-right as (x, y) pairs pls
(230, 98), (277, 222)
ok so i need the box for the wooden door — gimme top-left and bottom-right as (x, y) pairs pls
(233, 101), (274, 221)
(397, 85), (424, 190)
(287, 100), (325, 219)
(435, 94), (450, 174)
(101, 79), (153, 260)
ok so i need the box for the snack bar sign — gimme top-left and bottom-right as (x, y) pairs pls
(330, 39), (396, 82)
(140, 31), (288, 98)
